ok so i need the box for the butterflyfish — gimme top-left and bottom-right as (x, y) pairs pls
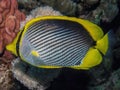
(6, 16), (109, 69)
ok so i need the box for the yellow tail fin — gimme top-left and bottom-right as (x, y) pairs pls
(95, 34), (109, 55)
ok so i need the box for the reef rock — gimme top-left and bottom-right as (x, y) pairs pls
(0, 62), (13, 89)
(40, 0), (77, 16)
(11, 58), (61, 90)
(17, 0), (41, 14)
(0, 0), (25, 59)
(85, 0), (99, 5)
(17, 0), (119, 25)
(17, 0), (77, 16)
(88, 68), (120, 90)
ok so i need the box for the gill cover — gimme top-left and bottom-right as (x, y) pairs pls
(6, 16), (109, 69)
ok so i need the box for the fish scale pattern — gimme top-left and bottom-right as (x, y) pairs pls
(20, 20), (94, 66)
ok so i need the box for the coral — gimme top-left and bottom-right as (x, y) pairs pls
(0, 0), (25, 59)
(30, 6), (62, 17)
(20, 6), (62, 29)
(17, 0), (119, 25)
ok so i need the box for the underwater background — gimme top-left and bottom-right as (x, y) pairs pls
(0, 0), (120, 90)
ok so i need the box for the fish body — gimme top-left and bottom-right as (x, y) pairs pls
(6, 16), (109, 69)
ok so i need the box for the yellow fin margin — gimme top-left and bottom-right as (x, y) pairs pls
(22, 16), (104, 42)
(75, 19), (104, 41)
(72, 47), (102, 70)
(6, 16), (104, 69)
(17, 16), (104, 69)
(22, 47), (102, 70)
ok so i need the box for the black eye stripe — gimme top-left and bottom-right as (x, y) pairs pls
(16, 27), (25, 57)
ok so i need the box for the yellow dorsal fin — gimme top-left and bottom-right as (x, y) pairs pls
(76, 19), (104, 41)
(24, 16), (104, 41)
